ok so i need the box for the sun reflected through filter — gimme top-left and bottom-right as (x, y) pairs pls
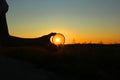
(51, 33), (65, 45)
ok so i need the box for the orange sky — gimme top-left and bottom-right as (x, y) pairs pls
(6, 0), (120, 44)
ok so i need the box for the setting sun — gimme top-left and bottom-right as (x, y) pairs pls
(55, 38), (61, 43)
(51, 33), (65, 45)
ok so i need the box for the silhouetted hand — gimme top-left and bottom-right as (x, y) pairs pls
(38, 32), (56, 44)
(37, 32), (57, 51)
(1, 32), (58, 51)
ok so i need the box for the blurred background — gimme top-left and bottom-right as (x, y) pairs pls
(6, 0), (120, 44)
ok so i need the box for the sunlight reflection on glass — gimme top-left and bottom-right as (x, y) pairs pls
(51, 33), (65, 45)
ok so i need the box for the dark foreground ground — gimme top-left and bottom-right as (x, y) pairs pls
(0, 44), (120, 80)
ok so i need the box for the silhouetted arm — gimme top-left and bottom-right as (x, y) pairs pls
(0, 0), (9, 46)
(0, 0), (9, 14)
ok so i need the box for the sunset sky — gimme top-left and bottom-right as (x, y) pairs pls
(6, 0), (120, 44)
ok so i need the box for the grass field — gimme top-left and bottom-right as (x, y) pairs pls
(0, 44), (120, 80)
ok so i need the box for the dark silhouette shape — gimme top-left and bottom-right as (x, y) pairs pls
(0, 0), (57, 49)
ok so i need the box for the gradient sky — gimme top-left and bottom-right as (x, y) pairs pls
(6, 0), (120, 44)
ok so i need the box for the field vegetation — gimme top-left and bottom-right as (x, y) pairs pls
(0, 44), (120, 80)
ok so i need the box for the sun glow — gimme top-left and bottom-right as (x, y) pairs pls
(51, 33), (65, 45)
(55, 38), (61, 43)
